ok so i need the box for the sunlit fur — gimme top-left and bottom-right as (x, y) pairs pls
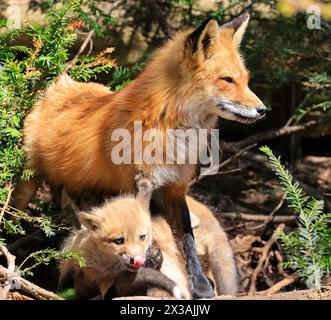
(19, 15), (264, 203)
(21, 15), (256, 299)
(59, 194), (238, 298)
(58, 196), (152, 298)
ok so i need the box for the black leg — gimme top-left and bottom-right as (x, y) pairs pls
(181, 201), (215, 299)
(160, 186), (214, 299)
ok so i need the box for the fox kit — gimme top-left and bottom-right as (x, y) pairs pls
(17, 13), (264, 298)
(58, 178), (183, 299)
(59, 194), (237, 299)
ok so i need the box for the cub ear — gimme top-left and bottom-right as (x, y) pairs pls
(220, 12), (250, 47)
(78, 212), (101, 231)
(187, 18), (219, 60)
(135, 172), (155, 212)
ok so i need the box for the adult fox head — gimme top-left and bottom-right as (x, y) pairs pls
(185, 13), (266, 123)
(142, 12), (265, 126)
(183, 12), (266, 124)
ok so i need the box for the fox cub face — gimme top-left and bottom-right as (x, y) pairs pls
(185, 13), (266, 123)
(79, 197), (152, 272)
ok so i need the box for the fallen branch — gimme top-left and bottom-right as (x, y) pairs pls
(0, 266), (63, 300)
(189, 144), (256, 186)
(248, 224), (286, 295)
(221, 212), (297, 223)
(230, 120), (318, 151)
(0, 245), (16, 299)
(190, 120), (318, 187)
(0, 246), (63, 300)
(217, 143), (257, 171)
(255, 276), (296, 295)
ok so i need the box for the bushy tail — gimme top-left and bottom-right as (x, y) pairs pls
(208, 231), (238, 296)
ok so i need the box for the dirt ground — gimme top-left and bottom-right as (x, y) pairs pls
(189, 152), (331, 297)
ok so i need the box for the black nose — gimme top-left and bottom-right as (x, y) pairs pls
(256, 106), (267, 116)
(129, 257), (134, 265)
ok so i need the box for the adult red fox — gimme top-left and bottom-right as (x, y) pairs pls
(15, 12), (265, 298)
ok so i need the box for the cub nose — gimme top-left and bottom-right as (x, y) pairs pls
(256, 105), (267, 116)
(129, 256), (145, 268)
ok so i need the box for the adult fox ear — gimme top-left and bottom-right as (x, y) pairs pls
(187, 18), (219, 60)
(78, 212), (102, 231)
(220, 12), (250, 47)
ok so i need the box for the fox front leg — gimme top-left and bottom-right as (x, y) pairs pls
(162, 185), (214, 299)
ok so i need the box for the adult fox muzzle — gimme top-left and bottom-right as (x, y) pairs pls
(217, 98), (267, 123)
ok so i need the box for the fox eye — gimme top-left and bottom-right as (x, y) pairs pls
(111, 237), (124, 245)
(139, 234), (146, 241)
(220, 77), (234, 84)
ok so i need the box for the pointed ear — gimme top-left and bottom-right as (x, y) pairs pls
(135, 173), (155, 212)
(78, 212), (102, 231)
(187, 18), (219, 60)
(220, 12), (250, 47)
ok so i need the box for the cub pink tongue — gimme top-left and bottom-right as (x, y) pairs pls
(131, 256), (145, 268)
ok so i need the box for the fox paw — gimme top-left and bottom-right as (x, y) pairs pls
(189, 274), (215, 299)
(135, 172), (157, 193)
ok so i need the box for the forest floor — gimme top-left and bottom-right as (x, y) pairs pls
(190, 150), (331, 298)
(114, 288), (331, 300)
(2, 150), (331, 300)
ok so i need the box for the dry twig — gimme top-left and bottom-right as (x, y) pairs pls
(231, 120), (318, 151)
(246, 193), (288, 230)
(221, 212), (297, 223)
(65, 30), (95, 71)
(0, 245), (16, 299)
(0, 246), (63, 300)
(248, 224), (286, 295)
(255, 276), (296, 295)
(0, 182), (13, 226)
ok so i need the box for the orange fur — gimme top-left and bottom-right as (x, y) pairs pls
(59, 194), (237, 299)
(20, 15), (263, 199)
(19, 14), (263, 299)
(58, 196), (153, 298)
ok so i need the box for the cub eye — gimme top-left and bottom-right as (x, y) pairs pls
(220, 77), (234, 84)
(139, 234), (147, 241)
(111, 237), (124, 245)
